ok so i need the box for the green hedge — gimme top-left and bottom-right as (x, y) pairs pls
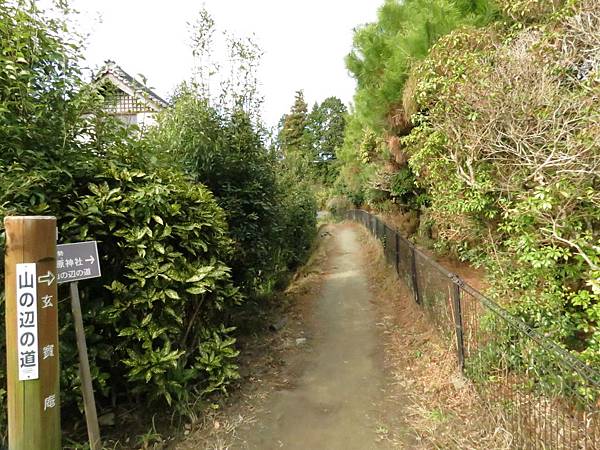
(149, 91), (317, 295)
(0, 157), (244, 440)
(0, 4), (242, 443)
(0, 3), (318, 445)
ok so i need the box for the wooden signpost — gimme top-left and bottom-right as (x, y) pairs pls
(4, 216), (61, 450)
(5, 216), (103, 450)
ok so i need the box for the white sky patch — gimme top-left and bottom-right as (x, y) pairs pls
(61, 0), (381, 128)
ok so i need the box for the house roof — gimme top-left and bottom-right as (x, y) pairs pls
(93, 60), (169, 112)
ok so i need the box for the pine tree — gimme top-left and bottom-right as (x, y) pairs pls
(279, 90), (309, 154)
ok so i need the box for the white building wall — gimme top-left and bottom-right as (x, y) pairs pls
(136, 112), (158, 129)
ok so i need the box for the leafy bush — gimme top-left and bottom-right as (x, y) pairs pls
(403, 0), (600, 363)
(0, 3), (96, 439)
(496, 0), (566, 23)
(1, 158), (242, 441)
(150, 88), (317, 295)
(389, 166), (429, 210)
(274, 174), (318, 271)
(0, 3), (244, 443)
(62, 164), (241, 406)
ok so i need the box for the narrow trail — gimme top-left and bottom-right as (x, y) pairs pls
(236, 224), (387, 449)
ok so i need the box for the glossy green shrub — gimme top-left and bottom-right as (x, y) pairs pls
(0, 159), (242, 441)
(61, 164), (241, 406)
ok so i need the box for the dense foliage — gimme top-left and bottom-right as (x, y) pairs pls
(346, 0), (498, 132)
(0, 2), (316, 444)
(336, 0), (498, 210)
(149, 89), (316, 294)
(337, 0), (600, 368)
(150, 11), (316, 294)
(62, 165), (241, 405)
(0, 2), (241, 439)
(405, 0), (599, 364)
(276, 92), (348, 209)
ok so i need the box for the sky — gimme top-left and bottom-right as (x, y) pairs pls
(64, 0), (382, 128)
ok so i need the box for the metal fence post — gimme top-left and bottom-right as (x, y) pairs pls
(410, 246), (421, 305)
(451, 279), (465, 372)
(395, 232), (400, 276)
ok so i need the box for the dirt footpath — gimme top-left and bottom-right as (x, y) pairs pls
(174, 223), (502, 450)
(235, 225), (388, 449)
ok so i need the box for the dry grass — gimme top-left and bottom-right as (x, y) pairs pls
(379, 210), (419, 238)
(355, 224), (513, 449)
(401, 71), (419, 125)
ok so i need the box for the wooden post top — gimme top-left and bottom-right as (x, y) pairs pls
(5, 216), (57, 220)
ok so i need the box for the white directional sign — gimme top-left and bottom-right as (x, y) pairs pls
(56, 241), (101, 284)
(16, 263), (39, 381)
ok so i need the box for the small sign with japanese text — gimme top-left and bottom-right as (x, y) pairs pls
(57, 241), (101, 284)
(16, 263), (39, 381)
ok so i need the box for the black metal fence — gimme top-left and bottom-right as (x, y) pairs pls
(348, 209), (600, 449)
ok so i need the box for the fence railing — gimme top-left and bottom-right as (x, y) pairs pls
(347, 209), (600, 449)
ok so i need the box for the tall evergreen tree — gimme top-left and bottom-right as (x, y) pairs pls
(278, 90), (309, 154)
(277, 93), (348, 183)
(345, 0), (498, 131)
(307, 96), (347, 162)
